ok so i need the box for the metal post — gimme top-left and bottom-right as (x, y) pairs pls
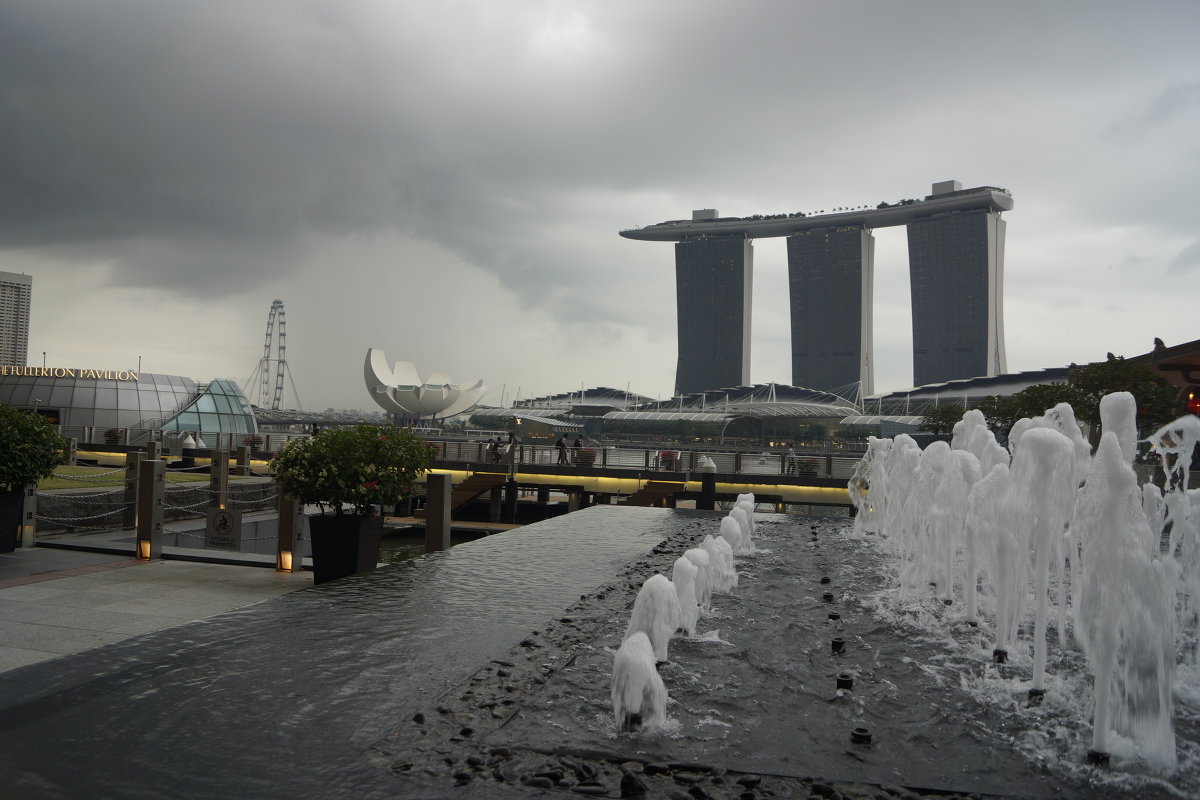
(135, 459), (165, 560)
(122, 452), (140, 529)
(503, 478), (518, 523)
(699, 472), (717, 511)
(425, 473), (452, 552)
(235, 445), (251, 476)
(276, 492), (302, 572)
(210, 449), (229, 510)
(146, 440), (160, 463)
(489, 486), (502, 523)
(19, 485), (36, 547)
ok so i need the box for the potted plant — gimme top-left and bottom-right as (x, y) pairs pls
(0, 404), (69, 552)
(271, 424), (431, 584)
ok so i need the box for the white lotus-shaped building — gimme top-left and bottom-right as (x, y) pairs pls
(364, 349), (486, 418)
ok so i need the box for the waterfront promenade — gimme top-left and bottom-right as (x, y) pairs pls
(0, 542), (310, 674)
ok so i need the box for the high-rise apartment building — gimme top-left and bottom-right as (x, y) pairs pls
(786, 225), (874, 397)
(0, 272), (32, 366)
(674, 232), (753, 396)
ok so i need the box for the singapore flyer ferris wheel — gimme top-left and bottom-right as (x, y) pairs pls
(244, 299), (302, 410)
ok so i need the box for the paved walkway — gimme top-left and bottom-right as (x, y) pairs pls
(0, 545), (311, 674)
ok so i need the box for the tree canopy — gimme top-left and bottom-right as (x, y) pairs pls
(919, 403), (966, 436)
(1067, 356), (1178, 428)
(964, 356), (1180, 439)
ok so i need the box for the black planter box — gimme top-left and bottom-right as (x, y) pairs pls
(0, 490), (22, 553)
(308, 514), (384, 585)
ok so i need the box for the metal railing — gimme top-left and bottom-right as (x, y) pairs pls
(426, 440), (859, 480)
(58, 426), (308, 456)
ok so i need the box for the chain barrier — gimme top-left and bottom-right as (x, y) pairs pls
(37, 506), (132, 523)
(227, 494), (279, 507)
(36, 489), (123, 501)
(49, 468), (128, 481)
(164, 483), (219, 495)
(168, 529), (293, 544)
(164, 499), (219, 512)
(42, 492), (127, 506)
(34, 521), (128, 532)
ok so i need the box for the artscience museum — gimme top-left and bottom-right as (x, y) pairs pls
(364, 349), (486, 419)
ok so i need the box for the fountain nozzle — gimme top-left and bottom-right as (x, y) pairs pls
(992, 648), (1008, 664)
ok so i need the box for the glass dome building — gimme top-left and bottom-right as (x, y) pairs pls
(0, 369), (257, 438)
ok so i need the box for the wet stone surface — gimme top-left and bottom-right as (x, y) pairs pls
(1, 507), (1175, 799)
(367, 514), (1100, 799)
(0, 506), (676, 800)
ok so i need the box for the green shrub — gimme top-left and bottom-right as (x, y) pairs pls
(0, 404), (69, 492)
(271, 424), (431, 515)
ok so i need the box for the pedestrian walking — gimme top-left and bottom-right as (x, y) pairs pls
(556, 433), (569, 464)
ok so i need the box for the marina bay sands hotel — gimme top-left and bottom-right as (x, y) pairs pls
(620, 180), (1012, 398)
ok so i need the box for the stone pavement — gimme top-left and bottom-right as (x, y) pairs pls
(0, 544), (311, 674)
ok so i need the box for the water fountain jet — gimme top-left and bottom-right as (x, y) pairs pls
(611, 632), (667, 732)
(624, 574), (681, 663)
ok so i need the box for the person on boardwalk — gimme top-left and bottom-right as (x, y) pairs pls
(572, 434), (584, 463)
(785, 443), (797, 475)
(487, 437), (499, 464)
(556, 433), (569, 464)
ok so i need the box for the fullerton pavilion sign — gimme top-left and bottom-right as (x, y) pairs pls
(0, 366), (140, 381)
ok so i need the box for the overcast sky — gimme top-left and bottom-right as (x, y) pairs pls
(3, 0), (1198, 411)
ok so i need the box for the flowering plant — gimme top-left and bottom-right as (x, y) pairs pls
(270, 424), (431, 515)
(0, 404), (69, 492)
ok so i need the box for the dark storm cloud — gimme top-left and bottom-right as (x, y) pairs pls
(2, 0), (1198, 324)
